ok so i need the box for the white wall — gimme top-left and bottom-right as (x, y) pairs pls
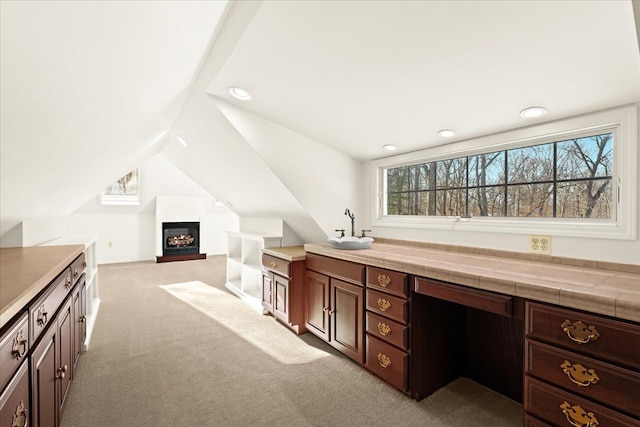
(67, 153), (239, 264)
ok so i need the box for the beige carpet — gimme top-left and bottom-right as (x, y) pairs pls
(61, 257), (523, 427)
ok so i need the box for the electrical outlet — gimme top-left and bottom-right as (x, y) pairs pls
(529, 235), (551, 255)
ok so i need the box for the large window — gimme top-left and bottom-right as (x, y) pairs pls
(386, 133), (613, 219)
(372, 105), (637, 240)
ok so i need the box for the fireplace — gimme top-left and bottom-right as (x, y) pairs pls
(157, 222), (205, 262)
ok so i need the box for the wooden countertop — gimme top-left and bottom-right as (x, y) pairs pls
(304, 240), (640, 323)
(0, 245), (84, 328)
(262, 246), (306, 262)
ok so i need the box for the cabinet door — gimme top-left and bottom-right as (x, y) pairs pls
(72, 277), (86, 370)
(331, 279), (364, 364)
(305, 270), (330, 342)
(32, 320), (58, 427)
(57, 297), (74, 420)
(262, 272), (273, 313)
(273, 274), (290, 324)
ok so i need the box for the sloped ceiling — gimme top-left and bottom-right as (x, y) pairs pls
(207, 0), (640, 160)
(0, 1), (230, 238)
(2, 0), (640, 243)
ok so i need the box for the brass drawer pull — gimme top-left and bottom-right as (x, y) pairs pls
(82, 261), (87, 269)
(65, 276), (72, 290)
(270, 261), (277, 269)
(11, 330), (27, 360)
(378, 352), (391, 368)
(36, 305), (48, 327)
(560, 361), (599, 387)
(560, 401), (599, 427)
(11, 399), (28, 427)
(377, 298), (391, 312)
(561, 320), (600, 344)
(73, 270), (79, 279)
(378, 274), (391, 288)
(377, 322), (391, 336)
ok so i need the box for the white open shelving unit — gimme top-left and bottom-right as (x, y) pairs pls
(41, 235), (100, 351)
(225, 231), (282, 313)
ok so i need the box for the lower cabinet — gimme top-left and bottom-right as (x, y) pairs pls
(261, 250), (306, 334)
(524, 301), (640, 426)
(31, 295), (74, 427)
(364, 266), (410, 393)
(0, 362), (29, 427)
(0, 250), (87, 427)
(305, 254), (365, 364)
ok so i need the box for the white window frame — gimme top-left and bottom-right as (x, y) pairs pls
(100, 167), (141, 206)
(371, 105), (638, 240)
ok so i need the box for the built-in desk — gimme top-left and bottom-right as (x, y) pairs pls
(304, 239), (640, 426)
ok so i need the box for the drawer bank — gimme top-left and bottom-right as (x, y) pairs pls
(1, 245), (86, 427)
(263, 240), (639, 427)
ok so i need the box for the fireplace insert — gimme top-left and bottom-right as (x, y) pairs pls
(162, 222), (200, 256)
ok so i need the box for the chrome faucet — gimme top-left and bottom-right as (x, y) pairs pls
(345, 209), (356, 237)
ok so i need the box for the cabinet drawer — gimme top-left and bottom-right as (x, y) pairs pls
(0, 313), (29, 392)
(366, 289), (408, 324)
(366, 266), (408, 298)
(415, 276), (512, 317)
(0, 362), (29, 427)
(366, 335), (408, 392)
(366, 311), (408, 351)
(70, 252), (86, 284)
(525, 339), (640, 418)
(262, 254), (290, 278)
(523, 414), (551, 427)
(524, 376), (640, 427)
(30, 267), (72, 345)
(306, 254), (364, 285)
(526, 302), (640, 370)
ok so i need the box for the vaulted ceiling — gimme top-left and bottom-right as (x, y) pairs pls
(1, 0), (639, 241)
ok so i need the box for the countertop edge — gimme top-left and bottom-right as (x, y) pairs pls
(0, 245), (84, 329)
(304, 242), (640, 324)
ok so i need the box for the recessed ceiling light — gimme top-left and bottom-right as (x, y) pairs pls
(520, 106), (547, 118)
(438, 129), (456, 138)
(228, 87), (252, 101)
(176, 135), (188, 147)
(383, 144), (397, 151)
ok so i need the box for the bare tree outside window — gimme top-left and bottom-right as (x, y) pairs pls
(101, 168), (141, 205)
(385, 132), (613, 219)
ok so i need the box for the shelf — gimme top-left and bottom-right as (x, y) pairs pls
(226, 230), (281, 312)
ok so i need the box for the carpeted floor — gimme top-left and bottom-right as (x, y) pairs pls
(60, 256), (523, 426)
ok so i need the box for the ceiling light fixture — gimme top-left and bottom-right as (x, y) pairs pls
(438, 129), (456, 138)
(176, 135), (188, 147)
(228, 87), (252, 101)
(520, 106), (547, 118)
(383, 144), (397, 151)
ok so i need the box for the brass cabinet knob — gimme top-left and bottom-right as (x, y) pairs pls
(560, 401), (599, 427)
(11, 330), (27, 360)
(560, 361), (599, 387)
(328, 309), (335, 315)
(378, 274), (391, 288)
(377, 322), (391, 337)
(11, 399), (28, 427)
(561, 320), (600, 344)
(377, 298), (391, 312)
(377, 353), (392, 368)
(79, 315), (87, 323)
